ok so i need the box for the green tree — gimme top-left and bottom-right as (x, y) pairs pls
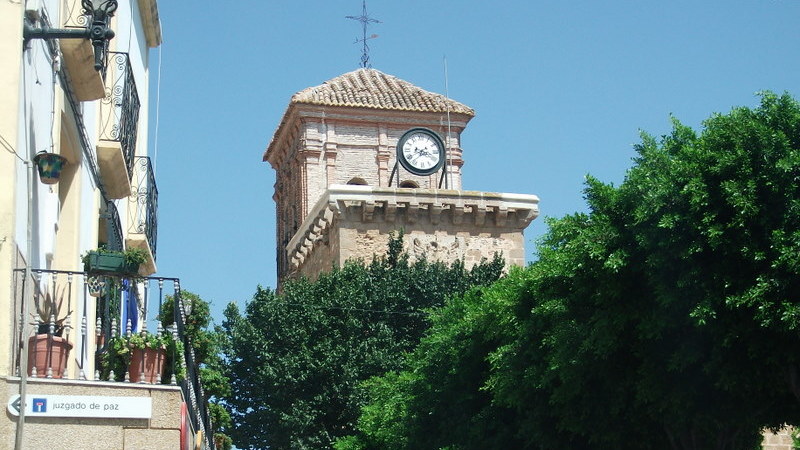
(161, 291), (233, 450)
(343, 92), (800, 449)
(336, 268), (533, 450)
(222, 232), (505, 449)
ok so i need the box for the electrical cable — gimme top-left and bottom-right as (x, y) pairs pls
(444, 55), (452, 189)
(49, 41), (57, 155)
(153, 42), (162, 176)
(0, 133), (25, 162)
(266, 300), (427, 317)
(125, 0), (133, 52)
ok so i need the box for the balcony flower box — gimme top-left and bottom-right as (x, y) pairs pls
(83, 249), (147, 277)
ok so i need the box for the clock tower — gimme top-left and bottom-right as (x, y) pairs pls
(263, 68), (539, 286)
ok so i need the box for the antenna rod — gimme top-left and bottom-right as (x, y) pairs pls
(444, 55), (453, 189)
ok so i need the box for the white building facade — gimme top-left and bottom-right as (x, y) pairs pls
(0, 1), (211, 448)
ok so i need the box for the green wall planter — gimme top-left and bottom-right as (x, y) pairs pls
(84, 251), (140, 276)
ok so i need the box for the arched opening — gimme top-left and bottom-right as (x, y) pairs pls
(347, 177), (368, 186)
(399, 180), (419, 188)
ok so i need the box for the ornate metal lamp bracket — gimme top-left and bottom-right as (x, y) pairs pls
(23, 0), (118, 71)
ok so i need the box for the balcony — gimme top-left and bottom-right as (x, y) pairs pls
(58, 0), (106, 101)
(9, 268), (212, 448)
(99, 200), (124, 252)
(61, 0), (91, 29)
(127, 157), (158, 276)
(97, 52), (140, 200)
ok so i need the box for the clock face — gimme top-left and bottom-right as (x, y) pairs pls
(397, 128), (445, 176)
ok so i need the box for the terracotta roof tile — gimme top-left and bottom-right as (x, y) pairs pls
(290, 68), (474, 116)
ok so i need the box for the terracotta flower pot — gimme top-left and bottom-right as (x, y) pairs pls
(129, 347), (166, 383)
(28, 334), (73, 378)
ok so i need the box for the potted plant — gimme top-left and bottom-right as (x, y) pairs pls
(83, 247), (148, 277)
(102, 328), (183, 384)
(28, 285), (73, 378)
(33, 151), (67, 184)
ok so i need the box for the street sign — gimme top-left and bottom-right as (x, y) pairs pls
(7, 394), (152, 419)
(9, 397), (20, 415)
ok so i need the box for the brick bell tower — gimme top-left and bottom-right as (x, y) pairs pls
(263, 68), (539, 287)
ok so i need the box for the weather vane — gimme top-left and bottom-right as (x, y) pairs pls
(346, 0), (381, 68)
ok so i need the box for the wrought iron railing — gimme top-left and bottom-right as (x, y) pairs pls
(59, 0), (109, 79)
(103, 200), (124, 251)
(172, 288), (213, 446)
(129, 156), (158, 259)
(61, 0), (91, 28)
(99, 52), (140, 178)
(11, 269), (212, 448)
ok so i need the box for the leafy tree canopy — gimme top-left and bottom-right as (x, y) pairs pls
(222, 232), (505, 449)
(162, 290), (233, 450)
(342, 92), (800, 450)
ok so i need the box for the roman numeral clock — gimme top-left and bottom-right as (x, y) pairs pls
(264, 68), (540, 287)
(396, 127), (446, 176)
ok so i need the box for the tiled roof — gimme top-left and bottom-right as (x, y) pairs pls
(290, 68), (475, 116)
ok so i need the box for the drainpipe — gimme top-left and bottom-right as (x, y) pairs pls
(15, 16), (35, 444)
(15, 157), (33, 450)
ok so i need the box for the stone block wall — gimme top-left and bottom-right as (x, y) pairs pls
(293, 223), (340, 282)
(337, 223), (526, 270)
(763, 428), (796, 450)
(284, 186), (539, 284)
(1, 378), (184, 450)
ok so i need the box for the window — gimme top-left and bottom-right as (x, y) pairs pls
(347, 177), (368, 186)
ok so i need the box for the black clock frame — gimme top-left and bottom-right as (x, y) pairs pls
(396, 127), (446, 176)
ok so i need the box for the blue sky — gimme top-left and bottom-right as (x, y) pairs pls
(149, 1), (800, 323)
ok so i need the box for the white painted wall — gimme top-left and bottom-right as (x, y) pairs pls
(15, 0), (155, 270)
(18, 0), (61, 269)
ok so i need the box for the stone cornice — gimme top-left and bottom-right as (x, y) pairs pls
(263, 104), (472, 166)
(286, 185), (540, 270)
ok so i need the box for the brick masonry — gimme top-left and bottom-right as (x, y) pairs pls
(264, 70), (538, 286)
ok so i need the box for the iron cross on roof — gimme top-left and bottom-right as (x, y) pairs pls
(346, 0), (381, 68)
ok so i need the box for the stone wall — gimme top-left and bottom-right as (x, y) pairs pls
(1, 378), (185, 450)
(293, 223), (340, 282)
(337, 223), (526, 270)
(285, 186), (539, 283)
(763, 428), (796, 450)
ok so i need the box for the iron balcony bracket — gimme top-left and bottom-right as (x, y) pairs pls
(23, 18), (115, 71)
